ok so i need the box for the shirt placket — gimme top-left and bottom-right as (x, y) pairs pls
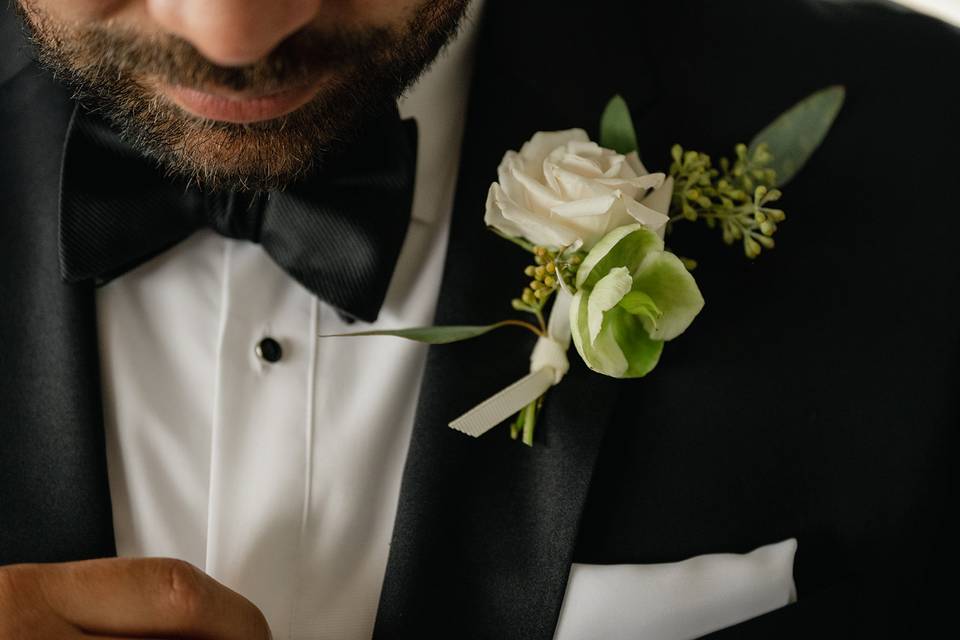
(204, 238), (318, 637)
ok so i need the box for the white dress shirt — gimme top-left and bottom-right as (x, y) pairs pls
(98, 7), (483, 638)
(96, 4), (795, 637)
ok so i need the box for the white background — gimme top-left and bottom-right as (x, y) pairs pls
(894, 0), (960, 23)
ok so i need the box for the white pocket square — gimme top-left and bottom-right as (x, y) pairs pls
(554, 538), (798, 640)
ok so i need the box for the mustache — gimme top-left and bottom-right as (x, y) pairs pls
(60, 23), (390, 93)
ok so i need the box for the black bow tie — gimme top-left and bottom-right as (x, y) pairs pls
(58, 106), (418, 323)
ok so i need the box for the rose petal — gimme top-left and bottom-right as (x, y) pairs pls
(497, 151), (530, 204)
(624, 197), (670, 234)
(566, 140), (605, 158)
(484, 183), (526, 239)
(594, 172), (665, 199)
(558, 152), (605, 178)
(550, 195), (618, 218)
(491, 183), (580, 247)
(519, 129), (590, 167)
(602, 153), (628, 178)
(510, 165), (566, 214)
(625, 151), (649, 176)
(641, 175), (674, 216)
(548, 164), (609, 201)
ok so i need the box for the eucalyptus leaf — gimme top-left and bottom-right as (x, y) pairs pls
(600, 95), (639, 155)
(320, 321), (530, 345)
(749, 85), (845, 187)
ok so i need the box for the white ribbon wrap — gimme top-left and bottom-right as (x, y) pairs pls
(449, 290), (573, 437)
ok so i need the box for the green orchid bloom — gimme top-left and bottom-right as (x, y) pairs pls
(569, 223), (705, 378)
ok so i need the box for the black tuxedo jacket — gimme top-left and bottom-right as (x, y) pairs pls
(2, 1), (958, 637)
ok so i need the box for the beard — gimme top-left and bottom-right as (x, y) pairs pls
(17, 1), (470, 191)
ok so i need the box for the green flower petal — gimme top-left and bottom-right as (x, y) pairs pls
(571, 289), (627, 377)
(576, 224), (663, 289)
(587, 266), (633, 343)
(607, 306), (664, 377)
(619, 290), (662, 335)
(571, 287), (664, 378)
(630, 251), (704, 341)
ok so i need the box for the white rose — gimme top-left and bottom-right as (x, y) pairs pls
(484, 129), (673, 250)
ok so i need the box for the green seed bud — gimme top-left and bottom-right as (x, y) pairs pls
(757, 235), (775, 249)
(522, 289), (536, 305)
(530, 280), (543, 291)
(545, 262), (556, 274)
(760, 221), (776, 236)
(524, 265), (536, 277)
(511, 298), (526, 311)
(745, 237), (761, 258)
(534, 266), (546, 280)
(543, 275), (556, 288)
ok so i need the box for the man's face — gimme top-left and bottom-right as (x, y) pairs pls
(18, 0), (470, 190)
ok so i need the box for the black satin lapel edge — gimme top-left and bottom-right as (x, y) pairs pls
(0, 62), (116, 564)
(373, 6), (623, 635)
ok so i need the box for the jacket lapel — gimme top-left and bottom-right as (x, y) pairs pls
(0, 63), (116, 564)
(373, 4), (631, 637)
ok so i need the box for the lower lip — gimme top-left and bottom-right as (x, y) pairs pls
(162, 82), (321, 124)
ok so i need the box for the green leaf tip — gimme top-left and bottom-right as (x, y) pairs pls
(749, 85), (845, 187)
(319, 320), (539, 345)
(600, 94), (639, 155)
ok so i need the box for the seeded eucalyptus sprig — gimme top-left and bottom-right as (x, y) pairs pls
(667, 142), (785, 258)
(660, 85), (846, 261)
(511, 246), (582, 333)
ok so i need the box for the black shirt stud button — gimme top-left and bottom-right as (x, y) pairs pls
(255, 337), (283, 363)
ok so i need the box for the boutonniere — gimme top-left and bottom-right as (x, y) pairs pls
(330, 87), (844, 445)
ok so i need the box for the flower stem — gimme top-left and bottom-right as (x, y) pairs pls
(533, 308), (547, 334)
(497, 318), (545, 337)
(510, 407), (524, 440)
(521, 399), (537, 446)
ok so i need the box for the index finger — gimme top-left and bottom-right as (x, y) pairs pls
(34, 557), (271, 640)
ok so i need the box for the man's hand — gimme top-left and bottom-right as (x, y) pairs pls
(0, 557), (270, 639)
